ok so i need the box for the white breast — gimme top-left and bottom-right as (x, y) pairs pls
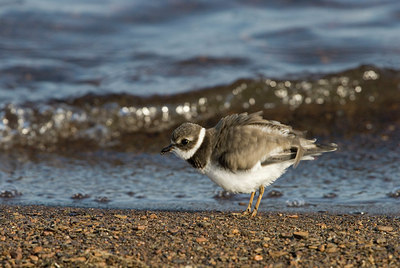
(202, 161), (293, 194)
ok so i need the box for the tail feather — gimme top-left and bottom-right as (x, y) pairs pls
(307, 143), (338, 156)
(261, 142), (337, 167)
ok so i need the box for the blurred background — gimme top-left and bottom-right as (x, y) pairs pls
(0, 0), (399, 213)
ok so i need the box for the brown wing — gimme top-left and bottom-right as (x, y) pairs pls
(214, 111), (297, 136)
(212, 112), (302, 171)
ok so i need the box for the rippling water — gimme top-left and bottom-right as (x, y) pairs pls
(0, 0), (399, 213)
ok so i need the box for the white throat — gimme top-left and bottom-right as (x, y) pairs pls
(173, 127), (206, 160)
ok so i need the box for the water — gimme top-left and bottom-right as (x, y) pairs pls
(0, 0), (400, 214)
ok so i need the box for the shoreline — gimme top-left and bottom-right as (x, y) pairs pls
(1, 205), (399, 267)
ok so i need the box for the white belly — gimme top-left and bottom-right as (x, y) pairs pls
(202, 161), (293, 194)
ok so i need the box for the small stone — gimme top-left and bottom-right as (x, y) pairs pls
(71, 193), (90, 200)
(41, 253), (55, 258)
(254, 255), (263, 261)
(318, 244), (326, 252)
(288, 215), (298, 218)
(196, 237), (208, 243)
(255, 247), (263, 253)
(197, 222), (211, 228)
(43, 231), (54, 236)
(280, 232), (292, 238)
(149, 214), (157, 219)
(323, 192), (337, 198)
(266, 190), (283, 198)
(168, 228), (180, 234)
(293, 231), (309, 239)
(133, 225), (146, 231)
(326, 244), (338, 253)
(231, 228), (240, 235)
(376, 237), (386, 244)
(11, 249), (22, 260)
(29, 255), (39, 262)
(114, 214), (127, 219)
(68, 256), (87, 262)
(376, 226), (393, 232)
(269, 250), (287, 258)
(219, 256), (228, 262)
(94, 196), (110, 203)
(33, 246), (43, 254)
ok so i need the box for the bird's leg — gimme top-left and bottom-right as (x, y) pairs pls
(242, 191), (255, 215)
(251, 185), (265, 217)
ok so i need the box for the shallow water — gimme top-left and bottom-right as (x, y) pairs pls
(0, 0), (400, 213)
(1, 133), (399, 214)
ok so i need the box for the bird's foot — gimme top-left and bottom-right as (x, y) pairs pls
(242, 208), (251, 216)
(250, 209), (258, 217)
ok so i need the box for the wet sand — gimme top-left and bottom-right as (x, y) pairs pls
(0, 205), (399, 267)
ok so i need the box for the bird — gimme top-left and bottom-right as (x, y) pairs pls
(161, 111), (337, 217)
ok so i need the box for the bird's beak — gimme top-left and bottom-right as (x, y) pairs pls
(161, 144), (174, 155)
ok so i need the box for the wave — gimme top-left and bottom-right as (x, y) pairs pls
(0, 65), (399, 152)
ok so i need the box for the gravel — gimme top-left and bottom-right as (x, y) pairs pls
(0, 205), (399, 267)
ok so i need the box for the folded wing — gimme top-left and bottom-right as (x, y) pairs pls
(212, 112), (309, 171)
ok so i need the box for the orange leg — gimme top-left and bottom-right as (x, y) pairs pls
(242, 191), (255, 215)
(251, 185), (265, 217)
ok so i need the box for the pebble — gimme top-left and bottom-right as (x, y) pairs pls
(293, 231), (309, 239)
(133, 225), (146, 231)
(197, 222), (212, 228)
(114, 214), (127, 219)
(269, 250), (288, 258)
(326, 244), (339, 253)
(254, 255), (263, 261)
(376, 225), (393, 232)
(32, 246), (43, 254)
(254, 247), (263, 253)
(196, 237), (208, 243)
(29, 255), (39, 262)
(231, 228), (240, 234)
(280, 232), (292, 238)
(266, 190), (283, 198)
(66, 256), (87, 262)
(376, 237), (386, 244)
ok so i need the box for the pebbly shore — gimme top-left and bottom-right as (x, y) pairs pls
(0, 205), (399, 267)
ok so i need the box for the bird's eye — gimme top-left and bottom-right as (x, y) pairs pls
(181, 139), (189, 145)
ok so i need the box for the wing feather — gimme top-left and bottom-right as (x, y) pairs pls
(212, 112), (302, 171)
